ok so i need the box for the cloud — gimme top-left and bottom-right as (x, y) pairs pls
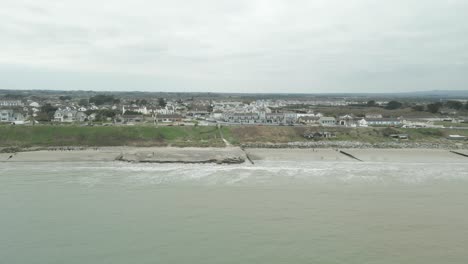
(1, 0), (467, 92)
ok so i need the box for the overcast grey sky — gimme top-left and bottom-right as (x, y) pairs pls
(1, 0), (467, 93)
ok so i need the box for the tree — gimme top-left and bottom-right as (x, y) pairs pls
(99, 109), (117, 118)
(465, 102), (468, 110)
(385, 101), (403, 110)
(79, 99), (89, 106)
(35, 112), (50, 122)
(412, 105), (425, 111)
(446, 100), (463, 110)
(133, 99), (148, 105)
(38, 103), (58, 121)
(89, 95), (116, 105)
(3, 94), (25, 100)
(92, 109), (118, 121)
(367, 100), (377, 107)
(427, 102), (442, 113)
(59, 96), (72, 101)
(158, 98), (167, 108)
(123, 110), (141, 115)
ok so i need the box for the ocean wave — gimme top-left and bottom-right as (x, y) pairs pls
(2, 161), (468, 186)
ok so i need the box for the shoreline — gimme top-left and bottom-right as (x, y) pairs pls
(1, 146), (467, 164)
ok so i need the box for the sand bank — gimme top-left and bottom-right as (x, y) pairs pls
(245, 148), (468, 163)
(0, 147), (246, 164)
(1, 147), (467, 164)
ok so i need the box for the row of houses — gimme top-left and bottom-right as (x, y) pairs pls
(49, 109), (406, 127)
(216, 111), (406, 127)
(0, 100), (24, 107)
(2, 104), (445, 129)
(221, 112), (298, 125)
(118, 114), (184, 124)
(298, 115), (403, 127)
(52, 109), (185, 124)
(53, 110), (89, 122)
(0, 109), (25, 124)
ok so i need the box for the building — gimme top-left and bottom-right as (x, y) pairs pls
(283, 112), (298, 124)
(337, 114), (358, 127)
(298, 116), (320, 125)
(223, 112), (291, 125)
(224, 113), (262, 124)
(0, 109), (25, 123)
(319, 117), (336, 126)
(54, 110), (87, 122)
(122, 105), (149, 115)
(0, 100), (24, 107)
(365, 118), (401, 126)
(265, 113), (285, 124)
(365, 113), (383, 119)
(29, 102), (40, 107)
(358, 119), (368, 127)
(156, 114), (183, 123)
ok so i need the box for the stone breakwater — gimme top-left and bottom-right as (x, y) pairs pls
(241, 141), (467, 149)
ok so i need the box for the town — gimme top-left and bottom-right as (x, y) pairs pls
(1, 90), (468, 131)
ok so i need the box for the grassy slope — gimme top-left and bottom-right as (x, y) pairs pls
(1, 125), (467, 148)
(434, 121), (468, 127)
(225, 126), (468, 144)
(0, 125), (225, 147)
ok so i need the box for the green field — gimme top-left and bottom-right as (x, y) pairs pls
(0, 125), (225, 148)
(224, 126), (468, 144)
(0, 125), (467, 149)
(434, 121), (468, 128)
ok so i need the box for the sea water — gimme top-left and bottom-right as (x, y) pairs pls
(1, 160), (468, 263)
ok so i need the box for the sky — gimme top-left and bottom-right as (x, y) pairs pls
(1, 0), (467, 93)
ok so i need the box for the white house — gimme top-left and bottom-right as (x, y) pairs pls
(0, 109), (25, 123)
(319, 117), (336, 126)
(29, 102), (40, 107)
(365, 118), (401, 126)
(358, 119), (368, 127)
(0, 100), (23, 107)
(54, 110), (87, 122)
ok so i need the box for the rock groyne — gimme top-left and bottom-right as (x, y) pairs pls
(116, 147), (247, 164)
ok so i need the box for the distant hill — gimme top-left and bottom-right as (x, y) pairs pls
(1, 89), (467, 100)
(395, 90), (468, 98)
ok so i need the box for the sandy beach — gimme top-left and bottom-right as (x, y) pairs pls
(244, 148), (468, 163)
(0, 147), (247, 164)
(1, 147), (467, 163)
